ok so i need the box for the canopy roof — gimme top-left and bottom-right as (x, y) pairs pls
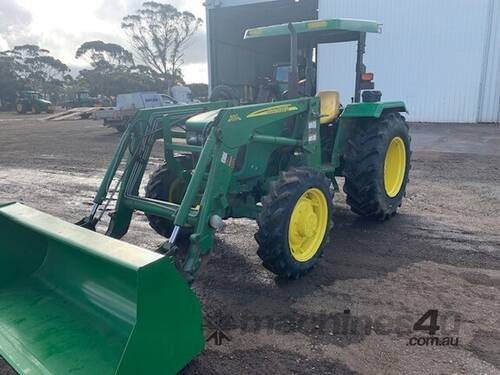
(244, 18), (381, 44)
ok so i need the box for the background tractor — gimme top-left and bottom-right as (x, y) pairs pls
(64, 90), (102, 109)
(0, 18), (411, 375)
(15, 90), (55, 114)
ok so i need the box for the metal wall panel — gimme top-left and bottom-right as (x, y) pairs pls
(206, 0), (289, 9)
(478, 0), (500, 122)
(318, 0), (495, 122)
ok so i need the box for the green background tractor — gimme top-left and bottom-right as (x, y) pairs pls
(64, 90), (102, 109)
(0, 18), (411, 375)
(15, 90), (55, 114)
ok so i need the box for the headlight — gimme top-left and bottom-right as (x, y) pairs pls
(186, 131), (204, 146)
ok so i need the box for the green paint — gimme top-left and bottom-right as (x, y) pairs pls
(341, 101), (407, 118)
(15, 90), (54, 114)
(244, 18), (381, 39)
(0, 203), (204, 375)
(75, 95), (407, 280)
(0, 95), (407, 373)
(0, 14), (409, 373)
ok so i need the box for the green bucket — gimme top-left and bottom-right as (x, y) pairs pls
(0, 202), (204, 375)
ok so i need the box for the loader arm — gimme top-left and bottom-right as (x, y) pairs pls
(80, 98), (320, 282)
(171, 99), (319, 278)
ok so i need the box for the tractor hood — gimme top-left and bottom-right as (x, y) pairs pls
(36, 98), (52, 106)
(185, 109), (221, 132)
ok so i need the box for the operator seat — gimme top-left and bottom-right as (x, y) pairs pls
(317, 91), (341, 124)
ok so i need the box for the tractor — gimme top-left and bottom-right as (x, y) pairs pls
(210, 61), (311, 103)
(0, 18), (411, 375)
(64, 90), (102, 109)
(15, 90), (55, 114)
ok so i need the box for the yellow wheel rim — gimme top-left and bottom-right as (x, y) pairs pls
(16, 104), (22, 113)
(288, 188), (329, 262)
(384, 136), (406, 198)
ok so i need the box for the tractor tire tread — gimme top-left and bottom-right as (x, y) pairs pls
(145, 155), (193, 238)
(255, 167), (334, 279)
(343, 112), (411, 221)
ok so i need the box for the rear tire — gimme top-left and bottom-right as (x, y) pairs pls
(210, 85), (238, 102)
(145, 156), (194, 239)
(343, 112), (411, 220)
(255, 168), (334, 279)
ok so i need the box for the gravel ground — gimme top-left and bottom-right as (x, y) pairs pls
(0, 112), (499, 375)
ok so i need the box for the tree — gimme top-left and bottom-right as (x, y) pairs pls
(75, 41), (134, 68)
(2, 45), (69, 102)
(0, 53), (24, 109)
(187, 83), (208, 101)
(121, 2), (202, 89)
(74, 40), (162, 97)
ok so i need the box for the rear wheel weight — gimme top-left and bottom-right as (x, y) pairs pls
(343, 112), (411, 220)
(255, 167), (334, 279)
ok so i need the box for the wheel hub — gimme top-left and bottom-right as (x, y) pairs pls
(384, 136), (406, 198)
(288, 188), (328, 262)
(294, 201), (319, 238)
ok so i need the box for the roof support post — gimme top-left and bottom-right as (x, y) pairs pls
(288, 22), (299, 99)
(354, 32), (366, 103)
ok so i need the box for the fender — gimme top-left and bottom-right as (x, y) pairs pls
(341, 101), (407, 119)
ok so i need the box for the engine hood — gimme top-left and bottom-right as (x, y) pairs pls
(185, 109), (221, 132)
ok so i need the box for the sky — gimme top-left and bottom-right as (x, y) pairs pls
(0, 0), (209, 83)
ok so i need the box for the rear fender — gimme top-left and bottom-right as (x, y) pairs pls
(331, 101), (407, 173)
(340, 101), (407, 119)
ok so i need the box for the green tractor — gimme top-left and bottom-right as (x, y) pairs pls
(15, 90), (55, 114)
(64, 90), (102, 109)
(251, 61), (310, 103)
(0, 18), (410, 374)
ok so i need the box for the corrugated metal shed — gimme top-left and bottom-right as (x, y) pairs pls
(479, 0), (500, 122)
(205, 0), (279, 8)
(318, 0), (500, 122)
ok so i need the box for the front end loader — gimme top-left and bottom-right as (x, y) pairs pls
(0, 18), (411, 374)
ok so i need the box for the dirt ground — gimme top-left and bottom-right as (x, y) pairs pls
(0, 112), (499, 375)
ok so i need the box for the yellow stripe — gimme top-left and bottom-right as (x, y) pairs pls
(247, 104), (298, 118)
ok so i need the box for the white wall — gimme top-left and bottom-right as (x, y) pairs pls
(206, 0), (277, 8)
(479, 0), (500, 122)
(318, 0), (500, 122)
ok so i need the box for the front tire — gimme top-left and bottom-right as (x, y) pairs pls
(343, 112), (411, 220)
(145, 156), (194, 239)
(255, 168), (334, 279)
(16, 103), (26, 114)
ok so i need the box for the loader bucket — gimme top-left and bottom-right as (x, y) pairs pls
(0, 202), (204, 375)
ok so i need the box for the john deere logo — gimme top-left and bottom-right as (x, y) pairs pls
(247, 104), (299, 118)
(247, 28), (263, 36)
(228, 113), (242, 123)
(307, 21), (328, 29)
